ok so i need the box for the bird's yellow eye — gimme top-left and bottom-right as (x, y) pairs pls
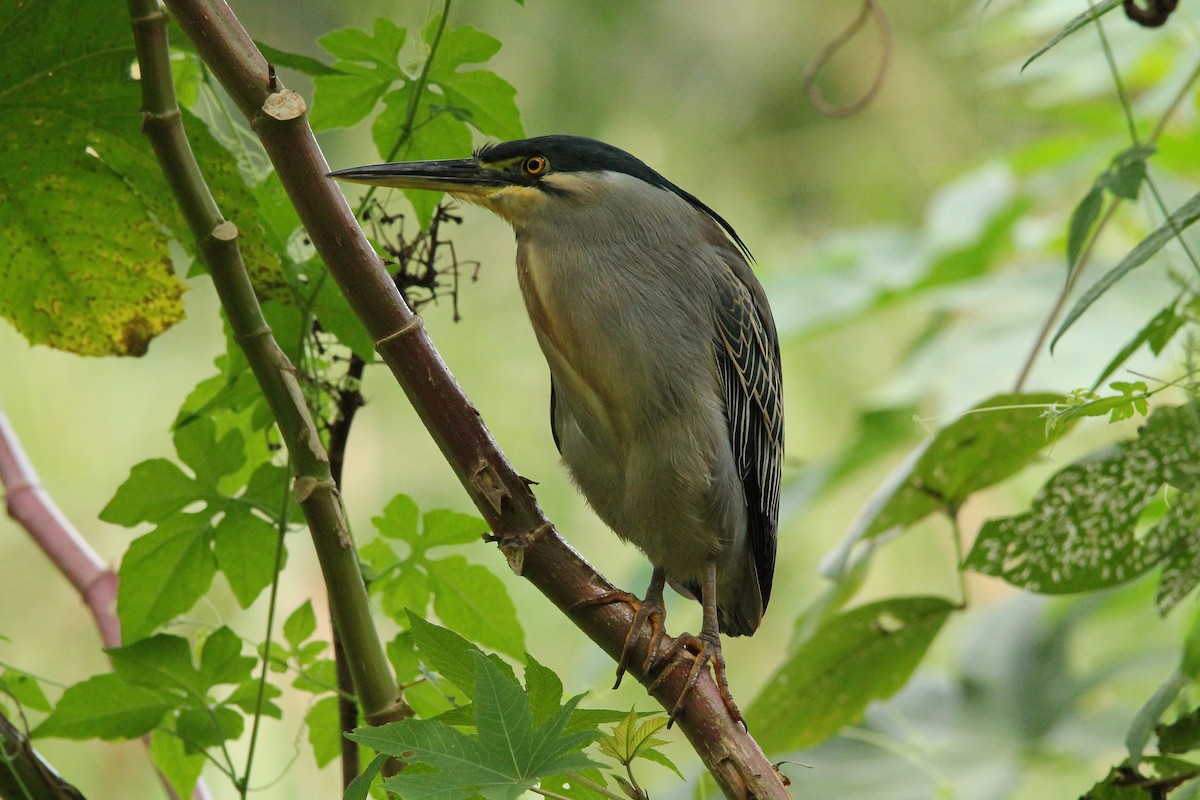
(523, 156), (548, 176)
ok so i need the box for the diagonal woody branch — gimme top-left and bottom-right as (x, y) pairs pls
(162, 1), (789, 796)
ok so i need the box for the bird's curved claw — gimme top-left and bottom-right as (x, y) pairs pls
(570, 589), (667, 687)
(646, 631), (745, 730)
(613, 593), (666, 688)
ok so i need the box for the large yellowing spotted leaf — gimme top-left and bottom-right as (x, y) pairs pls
(0, 0), (186, 355)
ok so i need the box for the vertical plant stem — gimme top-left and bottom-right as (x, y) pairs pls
(127, 0), (406, 746)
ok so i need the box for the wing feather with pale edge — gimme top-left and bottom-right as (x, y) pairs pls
(714, 251), (783, 611)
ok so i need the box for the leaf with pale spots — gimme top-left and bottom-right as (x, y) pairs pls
(965, 402), (1200, 606)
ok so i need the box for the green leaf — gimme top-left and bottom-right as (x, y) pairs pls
(371, 86), (473, 228)
(1092, 300), (1186, 390)
(406, 612), (515, 701)
(427, 555), (526, 658)
(848, 393), (1067, 541)
(427, 23), (502, 79)
(34, 674), (172, 740)
(174, 416), (246, 489)
(0, 0), (187, 356)
(421, 509), (486, 549)
(118, 515), (217, 641)
(746, 596), (954, 752)
(597, 708), (670, 765)
(524, 654), (564, 728)
(1107, 144), (1155, 201)
(372, 494), (421, 542)
(310, 268), (376, 361)
(1183, 610), (1200, 684)
(1081, 757), (1200, 800)
(311, 19), (407, 131)
(1052, 190), (1200, 351)
(439, 71), (522, 141)
(176, 705), (244, 750)
(345, 752), (389, 800)
(108, 634), (205, 697)
(1127, 670), (1190, 766)
(223, 680), (282, 719)
(320, 19), (406, 72)
(240, 461), (293, 515)
(380, 562), (431, 624)
(213, 503), (284, 608)
(0, 669), (50, 712)
(352, 719), (513, 799)
(1021, 0), (1124, 71)
(348, 653), (599, 800)
(1158, 708), (1200, 755)
(310, 75), (392, 131)
(283, 600), (318, 648)
(1067, 186), (1104, 268)
(199, 626), (256, 688)
(150, 728), (206, 800)
(638, 746), (685, 780)
(472, 649), (536, 769)
(1156, 521), (1200, 615)
(100, 459), (203, 526)
(306, 695), (343, 769)
(965, 403), (1200, 595)
(537, 770), (610, 800)
(293, 659), (337, 693)
(179, 107), (287, 294)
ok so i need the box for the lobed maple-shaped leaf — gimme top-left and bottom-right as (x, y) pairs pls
(348, 651), (600, 800)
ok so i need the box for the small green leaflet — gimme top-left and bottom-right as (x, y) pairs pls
(596, 709), (683, 780)
(1051, 189), (1200, 352)
(1091, 298), (1187, 391)
(1078, 756), (1200, 800)
(1066, 145), (1153, 271)
(1021, 0), (1124, 72)
(34, 674), (173, 741)
(966, 402), (1200, 612)
(747, 596), (954, 753)
(347, 652), (600, 800)
(371, 504), (524, 658)
(405, 612), (517, 701)
(117, 514), (217, 642)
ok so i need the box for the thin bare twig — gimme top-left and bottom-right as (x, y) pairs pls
(803, 0), (891, 117)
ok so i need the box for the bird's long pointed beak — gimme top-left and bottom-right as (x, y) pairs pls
(327, 158), (506, 196)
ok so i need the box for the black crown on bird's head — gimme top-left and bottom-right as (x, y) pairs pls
(476, 135), (751, 259)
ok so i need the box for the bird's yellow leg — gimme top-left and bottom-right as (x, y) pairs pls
(646, 559), (745, 729)
(572, 568), (668, 688)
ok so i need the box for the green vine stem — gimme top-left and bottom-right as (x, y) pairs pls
(125, 0), (408, 770)
(161, 0), (791, 796)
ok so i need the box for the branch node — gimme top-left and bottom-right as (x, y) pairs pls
(261, 89), (306, 121)
(211, 220), (238, 241)
(141, 108), (181, 126)
(363, 696), (413, 727)
(483, 521), (551, 576)
(470, 458), (510, 514)
(234, 323), (272, 345)
(374, 315), (424, 351)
